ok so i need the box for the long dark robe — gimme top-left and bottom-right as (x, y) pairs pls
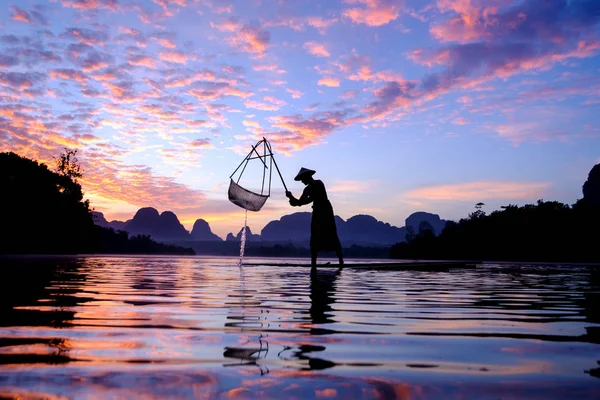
(291, 180), (341, 252)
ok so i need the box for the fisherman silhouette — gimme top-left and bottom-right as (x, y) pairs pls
(285, 167), (344, 268)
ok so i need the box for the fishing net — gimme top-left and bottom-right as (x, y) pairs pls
(228, 179), (269, 212)
(228, 138), (288, 212)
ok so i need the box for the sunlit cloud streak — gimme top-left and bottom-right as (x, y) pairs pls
(343, 0), (404, 27)
(403, 181), (552, 201)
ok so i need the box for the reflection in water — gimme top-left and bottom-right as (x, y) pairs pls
(309, 267), (341, 326)
(0, 256), (599, 399)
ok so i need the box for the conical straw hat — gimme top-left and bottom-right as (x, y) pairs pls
(294, 167), (316, 181)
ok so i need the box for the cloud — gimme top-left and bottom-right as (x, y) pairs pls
(49, 68), (88, 83)
(0, 54), (19, 68)
(305, 16), (339, 33)
(265, 109), (352, 152)
(253, 63), (286, 74)
(303, 41), (330, 57)
(0, 72), (46, 90)
(348, 65), (404, 83)
(365, 1), (600, 121)
(328, 180), (374, 193)
(61, 0), (120, 12)
(149, 31), (177, 48)
(10, 6), (48, 25)
(340, 90), (358, 99)
(215, 19), (270, 55)
(263, 96), (286, 107)
(80, 51), (114, 71)
(152, 0), (189, 11)
(403, 181), (552, 201)
(264, 16), (338, 34)
(317, 77), (340, 87)
(188, 81), (252, 101)
(159, 49), (193, 64)
(243, 119), (260, 129)
(188, 138), (212, 149)
(244, 99), (280, 111)
(286, 88), (303, 99)
(343, 0), (404, 26)
(61, 28), (109, 46)
(128, 54), (157, 69)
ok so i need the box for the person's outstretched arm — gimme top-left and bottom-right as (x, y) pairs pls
(286, 187), (312, 207)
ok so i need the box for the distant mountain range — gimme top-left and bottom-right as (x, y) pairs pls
(92, 207), (448, 247)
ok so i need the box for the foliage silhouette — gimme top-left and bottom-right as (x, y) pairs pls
(391, 164), (600, 262)
(0, 151), (193, 255)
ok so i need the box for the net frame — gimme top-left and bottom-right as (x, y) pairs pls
(228, 138), (287, 212)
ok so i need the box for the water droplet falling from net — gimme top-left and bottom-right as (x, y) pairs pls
(238, 209), (248, 267)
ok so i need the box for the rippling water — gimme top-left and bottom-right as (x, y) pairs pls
(1, 256), (599, 399)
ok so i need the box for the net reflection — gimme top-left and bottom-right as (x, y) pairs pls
(223, 267), (270, 375)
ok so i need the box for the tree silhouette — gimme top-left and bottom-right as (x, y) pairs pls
(583, 164), (600, 206)
(54, 148), (83, 181)
(390, 165), (600, 262)
(1, 151), (194, 255)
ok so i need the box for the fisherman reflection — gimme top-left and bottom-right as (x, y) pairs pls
(309, 267), (341, 327)
(278, 268), (342, 370)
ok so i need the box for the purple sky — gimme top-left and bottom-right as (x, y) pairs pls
(1, 0), (599, 238)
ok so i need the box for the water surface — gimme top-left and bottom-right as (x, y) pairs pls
(1, 256), (599, 399)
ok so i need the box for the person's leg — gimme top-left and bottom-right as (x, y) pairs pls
(311, 248), (318, 269)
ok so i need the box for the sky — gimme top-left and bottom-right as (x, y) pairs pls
(1, 0), (599, 239)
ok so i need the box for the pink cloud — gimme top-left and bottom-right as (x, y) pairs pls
(403, 181), (551, 201)
(10, 6), (32, 23)
(164, 70), (218, 88)
(214, 18), (270, 55)
(317, 77), (340, 87)
(263, 95), (286, 107)
(49, 68), (88, 83)
(81, 51), (114, 71)
(150, 31), (177, 48)
(0, 72), (46, 90)
(340, 90), (358, 99)
(253, 63), (286, 74)
(188, 82), (252, 101)
(61, 28), (109, 46)
(0, 54), (19, 68)
(152, 0), (188, 10)
(303, 41), (330, 57)
(264, 16), (338, 34)
(286, 88), (303, 99)
(244, 99), (280, 111)
(128, 54), (157, 69)
(266, 110), (350, 152)
(306, 17), (339, 34)
(230, 25), (270, 55)
(364, 1), (600, 121)
(243, 119), (260, 128)
(212, 17), (241, 32)
(159, 50), (192, 64)
(61, 0), (120, 12)
(189, 138), (212, 149)
(348, 64), (404, 83)
(9, 6), (47, 25)
(343, 0), (404, 27)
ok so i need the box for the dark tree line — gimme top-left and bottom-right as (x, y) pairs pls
(390, 164), (600, 262)
(0, 151), (194, 255)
